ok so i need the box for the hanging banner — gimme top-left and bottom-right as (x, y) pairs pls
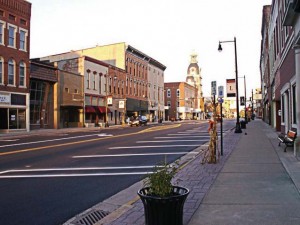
(107, 96), (113, 106)
(226, 79), (236, 97)
(240, 96), (245, 106)
(211, 81), (217, 95)
(119, 100), (125, 109)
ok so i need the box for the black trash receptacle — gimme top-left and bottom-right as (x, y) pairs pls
(241, 120), (246, 129)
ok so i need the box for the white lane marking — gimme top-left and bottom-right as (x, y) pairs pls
(0, 166), (161, 178)
(1, 166), (158, 173)
(98, 133), (113, 137)
(0, 139), (20, 142)
(109, 144), (199, 149)
(136, 140), (204, 143)
(73, 152), (198, 158)
(0, 133), (105, 148)
(0, 172), (153, 179)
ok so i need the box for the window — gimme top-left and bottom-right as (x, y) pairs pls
(167, 101), (171, 107)
(19, 61), (25, 87)
(8, 24), (16, 48)
(8, 59), (15, 85)
(19, 29), (27, 51)
(9, 14), (16, 21)
(0, 57), (3, 84)
(86, 69), (90, 89)
(177, 89), (180, 97)
(65, 88), (69, 93)
(0, 21), (4, 45)
(167, 89), (171, 97)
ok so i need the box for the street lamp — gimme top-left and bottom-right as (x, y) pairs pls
(218, 37), (242, 133)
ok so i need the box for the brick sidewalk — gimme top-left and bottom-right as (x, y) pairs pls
(103, 129), (242, 225)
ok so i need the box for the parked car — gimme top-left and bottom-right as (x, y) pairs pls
(130, 116), (148, 127)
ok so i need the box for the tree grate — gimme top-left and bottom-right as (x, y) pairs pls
(72, 209), (110, 225)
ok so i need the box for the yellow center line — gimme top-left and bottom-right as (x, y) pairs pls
(0, 124), (181, 156)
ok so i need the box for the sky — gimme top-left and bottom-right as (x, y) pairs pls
(29, 0), (272, 99)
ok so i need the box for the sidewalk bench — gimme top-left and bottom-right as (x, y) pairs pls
(278, 130), (297, 152)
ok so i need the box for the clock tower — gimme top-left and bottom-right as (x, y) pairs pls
(186, 52), (204, 119)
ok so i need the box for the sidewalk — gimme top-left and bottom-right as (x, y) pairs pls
(188, 120), (300, 225)
(90, 119), (300, 225)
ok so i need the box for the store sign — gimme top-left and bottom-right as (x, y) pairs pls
(0, 93), (10, 104)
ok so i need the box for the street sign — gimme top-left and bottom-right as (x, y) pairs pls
(211, 81), (217, 95)
(218, 86), (224, 98)
(218, 97), (224, 103)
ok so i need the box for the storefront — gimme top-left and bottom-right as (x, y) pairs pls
(0, 92), (29, 132)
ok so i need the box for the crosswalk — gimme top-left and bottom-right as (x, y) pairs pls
(0, 127), (212, 179)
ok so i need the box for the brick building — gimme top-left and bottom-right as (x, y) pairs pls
(164, 82), (198, 121)
(0, 0), (31, 132)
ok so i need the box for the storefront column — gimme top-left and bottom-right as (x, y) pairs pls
(294, 47), (300, 156)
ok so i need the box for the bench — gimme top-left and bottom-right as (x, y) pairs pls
(278, 130), (297, 152)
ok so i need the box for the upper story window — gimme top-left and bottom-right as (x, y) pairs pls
(86, 69), (90, 89)
(8, 24), (17, 48)
(9, 14), (16, 21)
(19, 61), (26, 87)
(176, 89), (180, 97)
(19, 28), (28, 51)
(8, 58), (15, 86)
(167, 89), (171, 97)
(0, 57), (3, 84)
(0, 21), (4, 45)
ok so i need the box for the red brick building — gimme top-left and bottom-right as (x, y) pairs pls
(0, 0), (31, 132)
(164, 82), (198, 121)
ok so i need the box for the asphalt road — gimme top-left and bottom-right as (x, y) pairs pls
(0, 120), (234, 225)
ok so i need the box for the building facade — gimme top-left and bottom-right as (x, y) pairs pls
(29, 59), (58, 129)
(0, 0), (31, 132)
(164, 82), (198, 121)
(40, 42), (166, 123)
(282, 0), (300, 155)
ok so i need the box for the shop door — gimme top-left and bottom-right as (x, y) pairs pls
(0, 108), (8, 129)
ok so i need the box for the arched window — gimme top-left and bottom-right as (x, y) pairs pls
(8, 58), (15, 85)
(0, 57), (3, 84)
(19, 61), (25, 87)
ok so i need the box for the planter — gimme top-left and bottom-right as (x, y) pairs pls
(138, 186), (189, 225)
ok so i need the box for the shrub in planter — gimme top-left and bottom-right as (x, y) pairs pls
(137, 161), (189, 225)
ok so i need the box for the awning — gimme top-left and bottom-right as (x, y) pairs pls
(85, 106), (96, 113)
(97, 106), (111, 113)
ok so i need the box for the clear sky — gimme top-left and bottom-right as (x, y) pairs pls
(29, 0), (271, 99)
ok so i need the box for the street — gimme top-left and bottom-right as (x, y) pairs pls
(0, 120), (234, 225)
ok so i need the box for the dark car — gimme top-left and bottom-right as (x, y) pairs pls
(130, 116), (148, 127)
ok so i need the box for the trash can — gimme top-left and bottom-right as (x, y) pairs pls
(240, 120), (246, 129)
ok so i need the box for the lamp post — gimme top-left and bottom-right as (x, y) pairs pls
(218, 37), (242, 133)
